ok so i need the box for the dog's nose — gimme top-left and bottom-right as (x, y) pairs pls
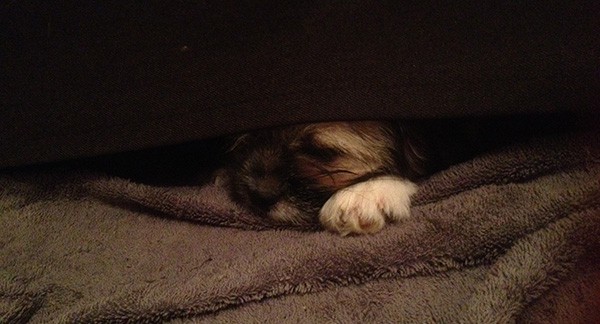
(253, 177), (284, 206)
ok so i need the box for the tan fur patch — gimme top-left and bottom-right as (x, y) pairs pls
(292, 121), (397, 192)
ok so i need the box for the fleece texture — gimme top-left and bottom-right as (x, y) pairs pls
(1, 130), (599, 323)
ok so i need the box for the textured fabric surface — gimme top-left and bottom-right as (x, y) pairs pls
(2, 1), (599, 167)
(1, 130), (599, 323)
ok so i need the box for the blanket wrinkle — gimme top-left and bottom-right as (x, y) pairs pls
(85, 177), (319, 231)
(0, 130), (598, 323)
(459, 208), (600, 323)
(413, 132), (598, 205)
(0, 274), (44, 323)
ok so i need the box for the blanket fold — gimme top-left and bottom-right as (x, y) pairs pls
(1, 131), (598, 323)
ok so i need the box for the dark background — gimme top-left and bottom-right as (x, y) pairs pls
(2, 1), (599, 168)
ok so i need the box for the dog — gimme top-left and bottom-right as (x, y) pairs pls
(217, 121), (428, 235)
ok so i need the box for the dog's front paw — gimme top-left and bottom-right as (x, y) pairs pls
(319, 176), (417, 236)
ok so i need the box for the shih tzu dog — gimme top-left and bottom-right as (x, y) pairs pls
(217, 121), (428, 236)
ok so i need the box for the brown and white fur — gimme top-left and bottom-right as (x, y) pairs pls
(218, 121), (427, 235)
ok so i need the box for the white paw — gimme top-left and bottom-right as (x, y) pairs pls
(319, 176), (417, 235)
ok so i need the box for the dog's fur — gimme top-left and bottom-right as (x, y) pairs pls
(219, 121), (427, 235)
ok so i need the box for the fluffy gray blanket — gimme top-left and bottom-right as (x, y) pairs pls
(1, 131), (599, 323)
